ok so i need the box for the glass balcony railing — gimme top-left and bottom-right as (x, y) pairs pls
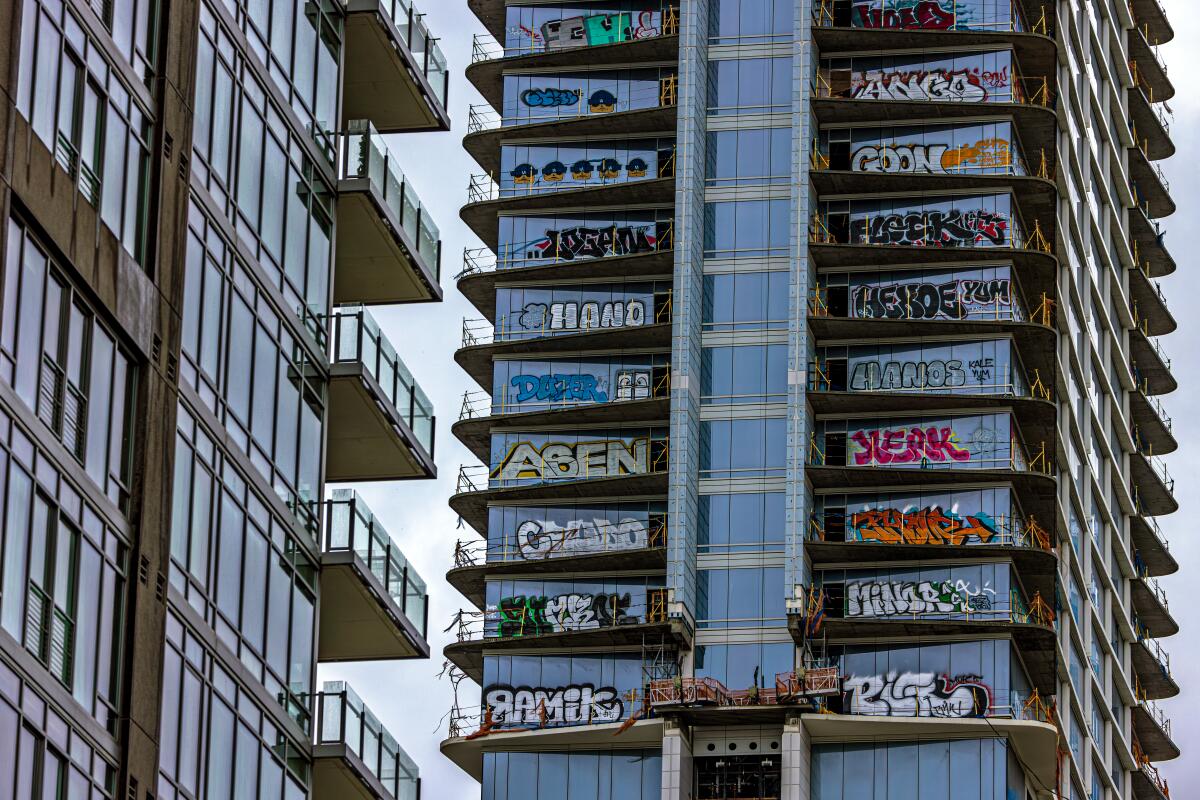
(331, 306), (435, 456)
(325, 489), (428, 638)
(341, 120), (441, 275)
(377, 0), (448, 109)
(316, 682), (419, 800)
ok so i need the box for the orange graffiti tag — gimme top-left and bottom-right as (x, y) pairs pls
(940, 138), (1012, 171)
(849, 506), (998, 545)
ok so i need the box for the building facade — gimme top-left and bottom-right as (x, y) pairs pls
(0, 0), (448, 798)
(447, 1), (1179, 798)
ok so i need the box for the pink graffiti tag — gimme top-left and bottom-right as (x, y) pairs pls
(849, 426), (971, 466)
(852, 0), (955, 30)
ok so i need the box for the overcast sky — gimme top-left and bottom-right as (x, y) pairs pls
(320, 1), (1197, 794)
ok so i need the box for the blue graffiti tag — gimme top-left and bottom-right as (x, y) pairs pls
(511, 374), (609, 403)
(520, 87), (581, 108)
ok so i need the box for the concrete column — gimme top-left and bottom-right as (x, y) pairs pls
(661, 721), (694, 800)
(781, 716), (811, 800)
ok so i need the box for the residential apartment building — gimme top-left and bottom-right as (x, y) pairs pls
(446, 1), (1180, 798)
(0, 0), (448, 797)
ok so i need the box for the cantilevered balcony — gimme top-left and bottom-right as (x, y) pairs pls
(456, 301), (673, 391)
(466, 8), (680, 110)
(1131, 626), (1179, 700)
(1129, 0), (1174, 44)
(805, 510), (1058, 600)
(443, 591), (690, 681)
(1129, 272), (1176, 342)
(448, 518), (668, 608)
(336, 121), (442, 305)
(456, 231), (676, 321)
(450, 445), (670, 535)
(319, 490), (429, 661)
(1131, 514), (1177, 578)
(1129, 451), (1177, 517)
(1128, 209), (1175, 278)
(1131, 574), (1178, 638)
(1129, 85), (1174, 162)
(789, 586), (1058, 693)
(1129, 145), (1175, 219)
(1133, 700), (1179, 761)
(314, 682), (420, 800)
(343, 0), (450, 132)
(327, 306), (436, 482)
(810, 0), (1057, 70)
(1130, 389), (1175, 458)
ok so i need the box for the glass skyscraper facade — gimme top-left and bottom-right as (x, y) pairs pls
(0, 0), (447, 797)
(448, 1), (1179, 799)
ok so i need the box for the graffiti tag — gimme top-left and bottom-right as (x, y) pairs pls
(851, 278), (1012, 320)
(515, 517), (649, 560)
(493, 438), (650, 481)
(849, 359), (968, 391)
(851, 68), (988, 103)
(615, 369), (652, 400)
(968, 357), (995, 382)
(851, 139), (1011, 174)
(484, 684), (624, 726)
(510, 374), (609, 404)
(848, 208), (1008, 247)
(851, 0), (956, 29)
(527, 225), (659, 261)
(539, 10), (663, 49)
(845, 578), (995, 617)
(849, 506), (998, 545)
(520, 87), (581, 108)
(496, 591), (637, 637)
(848, 425), (971, 465)
(843, 671), (992, 718)
(517, 300), (646, 332)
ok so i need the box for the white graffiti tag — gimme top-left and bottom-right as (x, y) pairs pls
(484, 684), (624, 726)
(843, 671), (992, 718)
(515, 517), (649, 560)
(852, 69), (987, 103)
(845, 579), (995, 617)
(851, 144), (949, 173)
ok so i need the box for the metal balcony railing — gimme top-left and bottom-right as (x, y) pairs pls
(459, 371), (670, 419)
(808, 211), (1051, 254)
(1133, 620), (1172, 678)
(808, 431), (1053, 475)
(808, 359), (1046, 401)
(812, 67), (1054, 108)
(376, 0), (448, 109)
(324, 489), (428, 638)
(330, 306), (435, 456)
(315, 682), (419, 800)
(341, 120), (441, 276)
(461, 294), (672, 348)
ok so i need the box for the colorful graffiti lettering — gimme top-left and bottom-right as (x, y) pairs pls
(492, 438), (649, 481)
(497, 591), (636, 637)
(845, 578), (995, 617)
(851, 68), (988, 102)
(538, 10), (663, 50)
(851, 0), (956, 29)
(849, 506), (998, 545)
(510, 374), (609, 404)
(851, 278), (1012, 320)
(520, 87), (580, 108)
(484, 684), (624, 726)
(848, 209), (1008, 247)
(843, 671), (992, 718)
(848, 425), (971, 465)
(527, 225), (659, 261)
(515, 517), (650, 560)
(851, 139), (1011, 174)
(940, 138), (1012, 171)
(849, 359), (967, 391)
(517, 300), (646, 332)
